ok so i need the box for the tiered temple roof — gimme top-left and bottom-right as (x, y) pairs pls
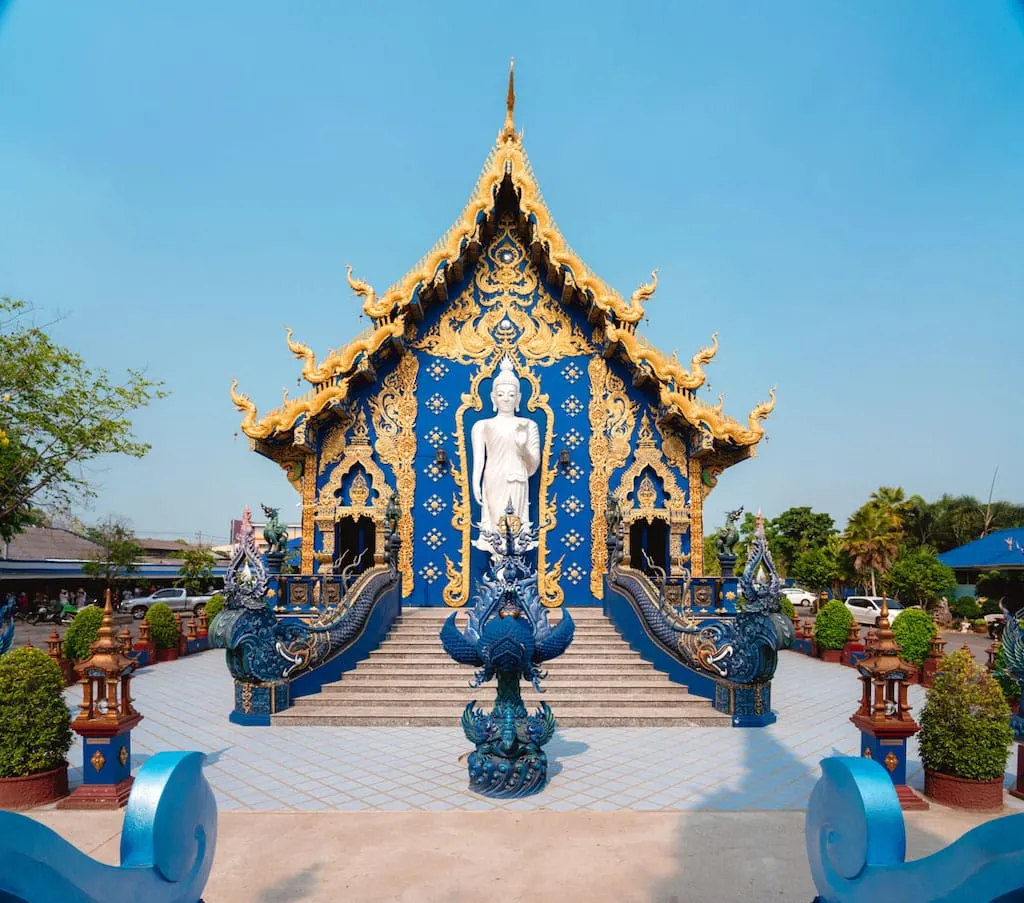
(231, 62), (774, 468)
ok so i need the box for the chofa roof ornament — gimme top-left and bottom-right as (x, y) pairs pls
(224, 506), (269, 611)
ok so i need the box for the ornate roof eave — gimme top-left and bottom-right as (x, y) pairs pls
(232, 63), (776, 451)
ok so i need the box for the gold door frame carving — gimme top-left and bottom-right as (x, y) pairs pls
(614, 414), (691, 573)
(314, 411), (391, 572)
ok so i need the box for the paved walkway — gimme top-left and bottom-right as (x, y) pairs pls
(62, 647), (1024, 813)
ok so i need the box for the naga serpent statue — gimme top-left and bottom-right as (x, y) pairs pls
(608, 509), (788, 712)
(211, 506), (399, 685)
(261, 503), (289, 556)
(997, 606), (1024, 740)
(440, 511), (575, 797)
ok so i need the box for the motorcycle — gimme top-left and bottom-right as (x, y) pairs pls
(28, 600), (77, 625)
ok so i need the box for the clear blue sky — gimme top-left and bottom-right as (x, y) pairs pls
(2, 1), (1022, 545)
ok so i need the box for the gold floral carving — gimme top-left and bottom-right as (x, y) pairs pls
(588, 358), (638, 596)
(369, 353), (419, 595)
(884, 752), (899, 773)
(91, 750), (106, 772)
(687, 456), (704, 576)
(301, 455), (316, 573)
(412, 216), (592, 366)
(443, 359), (494, 607)
(614, 414), (690, 572)
(318, 408), (355, 474)
(520, 362), (563, 607)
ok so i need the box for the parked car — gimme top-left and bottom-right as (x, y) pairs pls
(844, 596), (905, 627)
(782, 587), (816, 608)
(125, 587), (212, 620)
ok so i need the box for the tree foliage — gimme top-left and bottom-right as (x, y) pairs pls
(790, 546), (843, 595)
(0, 298), (167, 541)
(976, 570), (1024, 614)
(885, 547), (956, 610)
(81, 517), (143, 588)
(843, 498), (903, 595)
(814, 599), (853, 651)
(175, 547), (216, 594)
(768, 507), (836, 573)
(63, 604), (104, 661)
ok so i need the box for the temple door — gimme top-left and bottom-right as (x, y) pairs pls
(334, 516), (376, 573)
(630, 517), (670, 576)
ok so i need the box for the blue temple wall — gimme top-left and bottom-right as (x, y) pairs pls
(308, 219), (693, 607)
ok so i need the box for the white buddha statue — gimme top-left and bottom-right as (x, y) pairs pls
(470, 356), (541, 552)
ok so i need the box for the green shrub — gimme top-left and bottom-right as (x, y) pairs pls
(919, 649), (1012, 781)
(951, 596), (981, 620)
(204, 593), (226, 623)
(0, 647), (73, 777)
(63, 605), (104, 662)
(891, 608), (937, 667)
(972, 618), (987, 629)
(814, 599), (853, 650)
(781, 597), (796, 620)
(145, 602), (179, 650)
(981, 597), (1003, 617)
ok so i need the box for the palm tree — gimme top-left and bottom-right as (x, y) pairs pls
(843, 503), (902, 596)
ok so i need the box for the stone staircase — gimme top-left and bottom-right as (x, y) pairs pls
(272, 607), (729, 727)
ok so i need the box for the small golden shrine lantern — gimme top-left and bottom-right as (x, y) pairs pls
(850, 597), (927, 810)
(58, 590), (143, 810)
(920, 632), (947, 688)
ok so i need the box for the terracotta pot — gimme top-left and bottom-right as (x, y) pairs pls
(156, 647), (179, 662)
(924, 768), (1005, 810)
(821, 649), (843, 663)
(0, 763), (69, 810)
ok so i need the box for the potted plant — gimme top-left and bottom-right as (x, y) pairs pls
(891, 608), (935, 683)
(0, 647), (73, 808)
(145, 602), (180, 662)
(919, 648), (1012, 810)
(63, 604), (104, 663)
(972, 618), (988, 634)
(204, 593), (226, 625)
(814, 599), (853, 663)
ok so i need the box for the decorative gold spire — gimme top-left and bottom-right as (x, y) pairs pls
(502, 58), (516, 141)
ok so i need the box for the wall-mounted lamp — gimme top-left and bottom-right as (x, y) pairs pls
(434, 448), (449, 471)
(558, 448), (571, 473)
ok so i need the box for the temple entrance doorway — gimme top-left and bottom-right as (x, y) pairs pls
(334, 516), (375, 573)
(630, 517), (669, 576)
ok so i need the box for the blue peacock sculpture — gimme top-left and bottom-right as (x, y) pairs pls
(440, 513), (575, 797)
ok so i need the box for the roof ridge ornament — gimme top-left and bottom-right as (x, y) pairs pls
(501, 58), (518, 144)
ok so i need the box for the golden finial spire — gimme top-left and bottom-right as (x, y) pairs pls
(502, 57), (516, 140)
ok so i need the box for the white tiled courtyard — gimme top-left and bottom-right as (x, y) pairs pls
(61, 646), (1024, 813)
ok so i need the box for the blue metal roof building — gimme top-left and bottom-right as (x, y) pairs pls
(938, 527), (1024, 598)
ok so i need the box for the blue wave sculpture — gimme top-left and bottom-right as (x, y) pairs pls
(0, 750), (216, 903)
(806, 756), (1024, 903)
(440, 517), (574, 797)
(997, 605), (1024, 738)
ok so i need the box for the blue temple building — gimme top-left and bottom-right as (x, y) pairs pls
(230, 66), (775, 612)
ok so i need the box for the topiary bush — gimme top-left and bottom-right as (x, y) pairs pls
(919, 648), (1012, 781)
(781, 597), (796, 620)
(63, 604), (104, 662)
(951, 596), (981, 620)
(891, 608), (937, 667)
(0, 647), (73, 777)
(814, 599), (853, 650)
(145, 602), (179, 650)
(204, 593), (226, 623)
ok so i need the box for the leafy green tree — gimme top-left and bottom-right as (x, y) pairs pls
(789, 546), (842, 598)
(175, 547), (216, 594)
(843, 502), (902, 596)
(769, 507), (836, 573)
(0, 298), (167, 542)
(81, 517), (143, 590)
(976, 570), (1024, 614)
(702, 534), (721, 576)
(884, 547), (956, 611)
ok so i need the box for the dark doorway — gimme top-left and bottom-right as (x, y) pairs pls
(630, 518), (670, 575)
(334, 516), (376, 573)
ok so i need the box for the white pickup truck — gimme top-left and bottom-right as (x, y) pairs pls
(124, 588), (213, 620)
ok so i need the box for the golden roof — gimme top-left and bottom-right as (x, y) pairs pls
(232, 62), (775, 449)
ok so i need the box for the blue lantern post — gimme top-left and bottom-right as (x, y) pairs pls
(58, 591), (143, 809)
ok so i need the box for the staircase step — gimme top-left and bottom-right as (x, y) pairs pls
(384, 627), (623, 639)
(394, 609), (609, 620)
(378, 637), (627, 648)
(328, 675), (679, 689)
(367, 648), (640, 660)
(272, 706), (729, 727)
(353, 659), (654, 670)
(293, 692), (706, 709)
